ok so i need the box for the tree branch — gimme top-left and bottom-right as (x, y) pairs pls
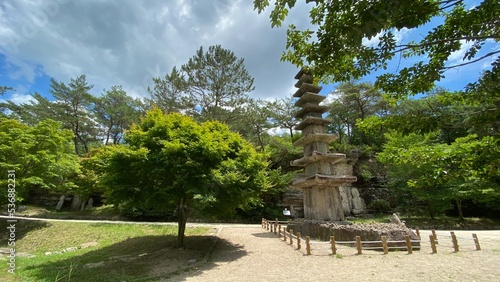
(444, 50), (500, 70)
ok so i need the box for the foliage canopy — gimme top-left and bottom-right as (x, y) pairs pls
(254, 0), (500, 96)
(102, 110), (269, 246)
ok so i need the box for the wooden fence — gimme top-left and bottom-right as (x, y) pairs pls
(262, 218), (481, 256)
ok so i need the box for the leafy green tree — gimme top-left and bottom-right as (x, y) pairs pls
(255, 0), (500, 96)
(102, 110), (269, 247)
(378, 132), (453, 218)
(147, 66), (190, 114)
(267, 95), (298, 140)
(176, 45), (255, 123)
(93, 85), (144, 145)
(358, 89), (478, 144)
(378, 131), (500, 219)
(326, 81), (387, 145)
(6, 76), (98, 155)
(233, 99), (274, 151)
(463, 60), (500, 137)
(49, 75), (97, 154)
(0, 118), (79, 203)
(0, 85), (14, 117)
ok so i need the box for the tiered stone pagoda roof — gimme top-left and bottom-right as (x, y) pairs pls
(291, 69), (356, 189)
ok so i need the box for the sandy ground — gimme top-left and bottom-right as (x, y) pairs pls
(170, 227), (500, 282)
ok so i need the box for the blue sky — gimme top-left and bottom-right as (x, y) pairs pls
(1, 0), (498, 105)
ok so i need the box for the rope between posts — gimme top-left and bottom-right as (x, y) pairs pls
(309, 241), (331, 245)
(336, 241), (357, 244)
(388, 246), (410, 250)
(361, 240), (383, 244)
(363, 246), (384, 250)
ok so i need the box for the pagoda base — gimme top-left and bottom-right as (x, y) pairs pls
(302, 186), (345, 221)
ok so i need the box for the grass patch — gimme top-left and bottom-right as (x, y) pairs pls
(15, 205), (125, 221)
(348, 214), (500, 230)
(0, 220), (211, 281)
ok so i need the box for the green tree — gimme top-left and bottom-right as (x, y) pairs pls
(102, 110), (269, 247)
(255, 0), (500, 96)
(267, 95), (298, 140)
(233, 99), (274, 151)
(7, 76), (98, 155)
(326, 81), (387, 145)
(49, 75), (97, 155)
(0, 85), (14, 117)
(147, 66), (190, 114)
(93, 85), (144, 145)
(378, 131), (500, 219)
(0, 118), (79, 203)
(177, 45), (255, 123)
(0, 85), (13, 96)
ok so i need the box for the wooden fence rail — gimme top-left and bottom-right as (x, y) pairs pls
(261, 219), (482, 256)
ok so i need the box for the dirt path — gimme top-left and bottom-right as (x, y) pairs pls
(172, 227), (500, 282)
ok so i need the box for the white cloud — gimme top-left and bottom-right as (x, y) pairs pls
(8, 93), (34, 105)
(362, 33), (381, 48)
(447, 40), (474, 65)
(0, 0), (313, 102)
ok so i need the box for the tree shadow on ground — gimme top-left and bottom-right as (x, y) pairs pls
(0, 219), (50, 244)
(251, 231), (280, 238)
(23, 234), (247, 281)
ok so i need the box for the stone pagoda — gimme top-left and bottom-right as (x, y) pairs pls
(290, 69), (357, 221)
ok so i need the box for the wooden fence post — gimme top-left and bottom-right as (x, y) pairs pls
(450, 231), (459, 252)
(306, 236), (311, 255)
(275, 221), (278, 235)
(297, 232), (301, 250)
(432, 229), (438, 244)
(356, 236), (362, 255)
(278, 224), (281, 238)
(405, 235), (413, 254)
(330, 236), (336, 255)
(430, 235), (437, 253)
(283, 228), (287, 242)
(472, 234), (481, 250)
(381, 236), (388, 255)
(289, 229), (294, 245)
(416, 227), (420, 238)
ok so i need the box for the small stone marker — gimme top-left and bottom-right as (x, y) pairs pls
(86, 197), (94, 210)
(390, 213), (402, 225)
(56, 195), (65, 211)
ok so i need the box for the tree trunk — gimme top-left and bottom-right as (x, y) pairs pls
(177, 197), (191, 248)
(456, 198), (464, 221)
